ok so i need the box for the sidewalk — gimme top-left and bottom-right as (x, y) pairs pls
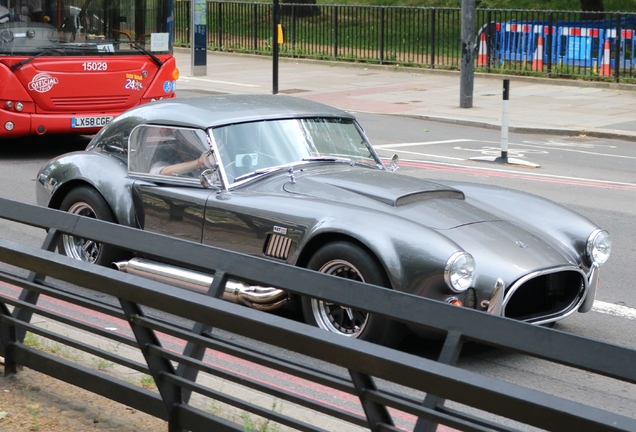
(174, 49), (636, 141)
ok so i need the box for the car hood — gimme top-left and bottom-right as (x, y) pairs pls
(282, 166), (578, 282)
(283, 166), (501, 229)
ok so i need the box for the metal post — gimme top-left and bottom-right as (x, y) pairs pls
(190, 0), (207, 76)
(499, 78), (509, 162)
(615, 14), (621, 83)
(272, 0), (279, 94)
(459, 0), (475, 108)
(469, 79), (540, 168)
(430, 8), (435, 69)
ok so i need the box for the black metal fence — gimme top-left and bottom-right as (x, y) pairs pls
(173, 1), (636, 83)
(2, 196), (636, 431)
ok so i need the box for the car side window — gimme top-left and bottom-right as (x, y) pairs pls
(128, 125), (208, 178)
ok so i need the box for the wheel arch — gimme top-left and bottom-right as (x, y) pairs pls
(295, 233), (391, 287)
(49, 179), (137, 228)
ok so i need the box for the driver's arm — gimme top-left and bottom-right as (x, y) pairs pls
(159, 152), (211, 176)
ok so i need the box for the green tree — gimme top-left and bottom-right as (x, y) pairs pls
(580, 0), (605, 20)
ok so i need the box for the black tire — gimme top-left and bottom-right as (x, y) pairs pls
(58, 186), (126, 267)
(301, 241), (404, 346)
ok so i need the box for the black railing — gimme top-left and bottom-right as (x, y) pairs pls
(1, 196), (636, 431)
(173, 1), (636, 83)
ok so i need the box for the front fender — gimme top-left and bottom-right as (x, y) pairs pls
(295, 207), (463, 298)
(443, 181), (600, 268)
(36, 152), (137, 228)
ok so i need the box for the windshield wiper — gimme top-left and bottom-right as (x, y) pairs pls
(11, 46), (65, 70)
(302, 156), (354, 164)
(233, 166), (284, 183)
(113, 40), (163, 67)
(11, 43), (104, 70)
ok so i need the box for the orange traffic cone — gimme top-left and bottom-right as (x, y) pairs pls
(477, 32), (488, 66)
(599, 39), (612, 76)
(532, 35), (544, 71)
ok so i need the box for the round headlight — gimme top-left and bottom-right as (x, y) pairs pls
(587, 229), (611, 266)
(444, 251), (475, 292)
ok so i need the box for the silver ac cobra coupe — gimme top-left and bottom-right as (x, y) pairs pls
(36, 95), (611, 345)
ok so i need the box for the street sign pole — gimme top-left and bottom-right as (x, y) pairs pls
(459, 0), (475, 108)
(191, 0), (207, 77)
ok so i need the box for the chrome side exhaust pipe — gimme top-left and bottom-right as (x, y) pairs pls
(114, 258), (288, 311)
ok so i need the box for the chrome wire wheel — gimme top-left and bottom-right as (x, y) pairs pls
(311, 259), (369, 337)
(62, 202), (100, 263)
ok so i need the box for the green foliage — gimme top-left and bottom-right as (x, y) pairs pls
(226, 0), (634, 12)
(240, 400), (283, 432)
(91, 357), (115, 371)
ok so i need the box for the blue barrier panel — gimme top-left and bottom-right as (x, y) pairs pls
(498, 22), (535, 62)
(556, 27), (603, 67)
(492, 22), (557, 67)
(490, 16), (636, 71)
(604, 28), (636, 69)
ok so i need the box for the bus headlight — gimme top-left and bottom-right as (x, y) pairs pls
(444, 252), (475, 293)
(586, 229), (611, 266)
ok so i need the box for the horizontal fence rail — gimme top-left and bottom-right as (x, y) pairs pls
(173, 1), (636, 83)
(1, 197), (636, 431)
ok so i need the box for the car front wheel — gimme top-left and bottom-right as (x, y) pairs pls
(301, 241), (404, 346)
(58, 186), (124, 266)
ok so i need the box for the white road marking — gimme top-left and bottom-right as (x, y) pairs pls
(375, 139), (471, 148)
(379, 149), (465, 161)
(516, 142), (636, 160)
(592, 301), (636, 321)
(178, 77), (260, 88)
(400, 158), (636, 188)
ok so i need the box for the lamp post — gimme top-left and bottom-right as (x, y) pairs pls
(459, 0), (474, 108)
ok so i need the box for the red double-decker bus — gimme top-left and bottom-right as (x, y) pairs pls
(0, 0), (178, 138)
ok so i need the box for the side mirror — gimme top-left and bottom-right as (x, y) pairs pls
(200, 167), (220, 188)
(389, 154), (399, 172)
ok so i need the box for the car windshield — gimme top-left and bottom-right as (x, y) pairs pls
(211, 117), (383, 184)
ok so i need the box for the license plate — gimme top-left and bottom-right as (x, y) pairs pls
(71, 116), (113, 128)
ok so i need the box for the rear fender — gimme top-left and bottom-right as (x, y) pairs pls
(37, 152), (137, 228)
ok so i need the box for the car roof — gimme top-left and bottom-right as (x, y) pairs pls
(114, 94), (356, 130)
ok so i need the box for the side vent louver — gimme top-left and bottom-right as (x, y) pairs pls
(264, 234), (293, 260)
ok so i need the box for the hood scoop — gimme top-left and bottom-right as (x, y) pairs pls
(285, 168), (464, 207)
(336, 185), (465, 207)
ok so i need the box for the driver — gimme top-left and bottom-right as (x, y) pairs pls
(148, 128), (215, 176)
(150, 151), (214, 176)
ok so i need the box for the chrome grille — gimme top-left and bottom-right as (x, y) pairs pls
(264, 234), (293, 260)
(503, 267), (586, 324)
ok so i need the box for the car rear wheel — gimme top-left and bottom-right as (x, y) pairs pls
(301, 241), (404, 346)
(59, 186), (124, 266)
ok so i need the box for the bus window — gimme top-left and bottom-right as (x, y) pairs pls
(0, 0), (178, 138)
